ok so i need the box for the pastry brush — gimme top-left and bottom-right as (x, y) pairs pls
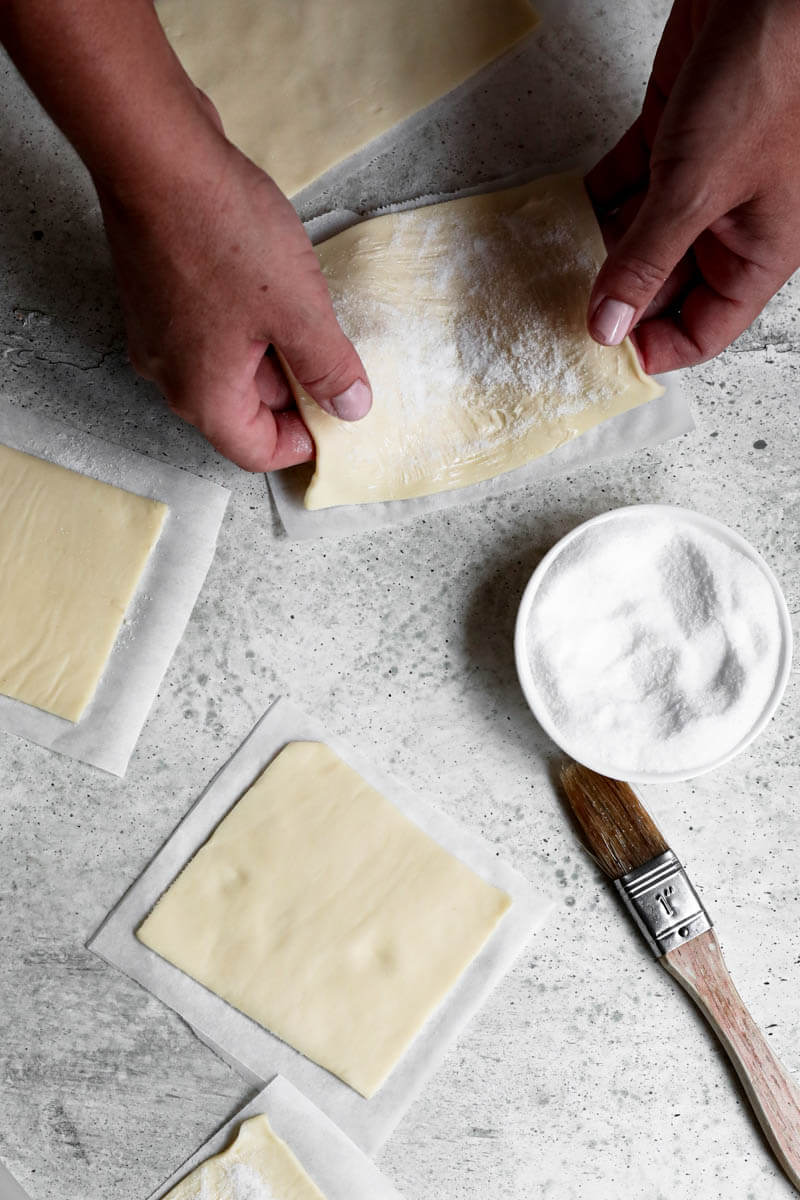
(560, 762), (800, 1191)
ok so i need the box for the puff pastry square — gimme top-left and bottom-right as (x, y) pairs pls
(292, 172), (664, 510)
(137, 741), (511, 1097)
(0, 445), (167, 722)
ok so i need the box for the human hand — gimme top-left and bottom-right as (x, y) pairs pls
(0, 0), (370, 470)
(96, 96), (371, 471)
(585, 0), (800, 373)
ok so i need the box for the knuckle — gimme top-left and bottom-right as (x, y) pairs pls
(650, 157), (717, 221)
(274, 290), (334, 343)
(164, 382), (206, 429)
(682, 339), (717, 368)
(677, 319), (726, 368)
(621, 252), (670, 292)
(605, 250), (671, 302)
(300, 347), (358, 395)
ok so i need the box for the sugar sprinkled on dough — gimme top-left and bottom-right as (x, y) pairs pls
(224, 1163), (277, 1200)
(179, 1156), (280, 1199)
(327, 200), (611, 476)
(298, 173), (664, 509)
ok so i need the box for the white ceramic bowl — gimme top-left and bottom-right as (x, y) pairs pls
(514, 505), (793, 783)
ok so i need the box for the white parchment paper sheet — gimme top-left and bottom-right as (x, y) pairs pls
(0, 1161), (30, 1200)
(0, 397), (229, 775)
(271, 165), (694, 540)
(88, 696), (551, 1154)
(148, 1076), (405, 1200)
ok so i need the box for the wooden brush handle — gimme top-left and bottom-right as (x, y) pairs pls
(664, 928), (800, 1190)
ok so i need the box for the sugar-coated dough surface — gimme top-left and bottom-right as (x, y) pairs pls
(163, 1114), (326, 1200)
(0, 445), (167, 722)
(137, 741), (511, 1098)
(293, 172), (664, 510)
(155, 0), (538, 196)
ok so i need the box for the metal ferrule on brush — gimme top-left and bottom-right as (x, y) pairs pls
(613, 849), (713, 957)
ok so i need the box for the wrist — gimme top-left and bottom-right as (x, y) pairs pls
(0, 0), (229, 210)
(88, 86), (227, 213)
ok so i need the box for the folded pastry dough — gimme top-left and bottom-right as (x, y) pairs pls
(163, 1114), (326, 1200)
(156, 0), (539, 196)
(0, 445), (167, 722)
(137, 740), (511, 1098)
(291, 172), (664, 510)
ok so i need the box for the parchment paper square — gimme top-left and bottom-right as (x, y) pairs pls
(89, 697), (552, 1154)
(0, 398), (229, 775)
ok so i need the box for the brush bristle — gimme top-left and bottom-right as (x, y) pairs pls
(559, 762), (668, 879)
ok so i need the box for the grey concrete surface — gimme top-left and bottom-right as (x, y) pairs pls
(1, 3), (798, 1199)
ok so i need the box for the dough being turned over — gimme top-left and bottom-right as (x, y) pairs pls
(137, 741), (511, 1098)
(291, 172), (664, 510)
(0, 445), (167, 722)
(163, 1114), (326, 1200)
(156, 0), (539, 196)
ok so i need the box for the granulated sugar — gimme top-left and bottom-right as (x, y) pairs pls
(224, 1162), (277, 1199)
(183, 1159), (278, 1200)
(299, 173), (664, 509)
(328, 198), (608, 470)
(525, 511), (786, 776)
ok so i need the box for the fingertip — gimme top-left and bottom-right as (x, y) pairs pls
(188, 394), (314, 473)
(209, 410), (314, 472)
(588, 297), (637, 346)
(327, 378), (372, 421)
(269, 410), (315, 468)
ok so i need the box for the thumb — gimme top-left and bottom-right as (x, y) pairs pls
(274, 293), (372, 422)
(587, 178), (714, 346)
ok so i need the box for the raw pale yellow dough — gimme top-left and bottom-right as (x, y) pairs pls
(164, 1114), (326, 1200)
(292, 172), (665, 510)
(0, 445), (167, 722)
(137, 741), (511, 1098)
(156, 0), (539, 197)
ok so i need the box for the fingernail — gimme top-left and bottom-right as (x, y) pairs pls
(330, 379), (371, 421)
(591, 298), (636, 346)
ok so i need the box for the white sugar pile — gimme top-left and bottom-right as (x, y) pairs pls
(324, 195), (614, 479)
(224, 1163), (277, 1199)
(526, 512), (784, 775)
(183, 1161), (277, 1199)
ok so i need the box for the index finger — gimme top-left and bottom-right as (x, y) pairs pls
(196, 395), (315, 472)
(168, 348), (314, 472)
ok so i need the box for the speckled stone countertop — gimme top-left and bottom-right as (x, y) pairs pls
(1, 3), (798, 1199)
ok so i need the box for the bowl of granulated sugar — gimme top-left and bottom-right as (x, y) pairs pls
(515, 505), (792, 783)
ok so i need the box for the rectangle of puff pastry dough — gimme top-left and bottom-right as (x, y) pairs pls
(156, 0), (539, 196)
(291, 172), (665, 509)
(137, 740), (512, 1098)
(0, 444), (167, 722)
